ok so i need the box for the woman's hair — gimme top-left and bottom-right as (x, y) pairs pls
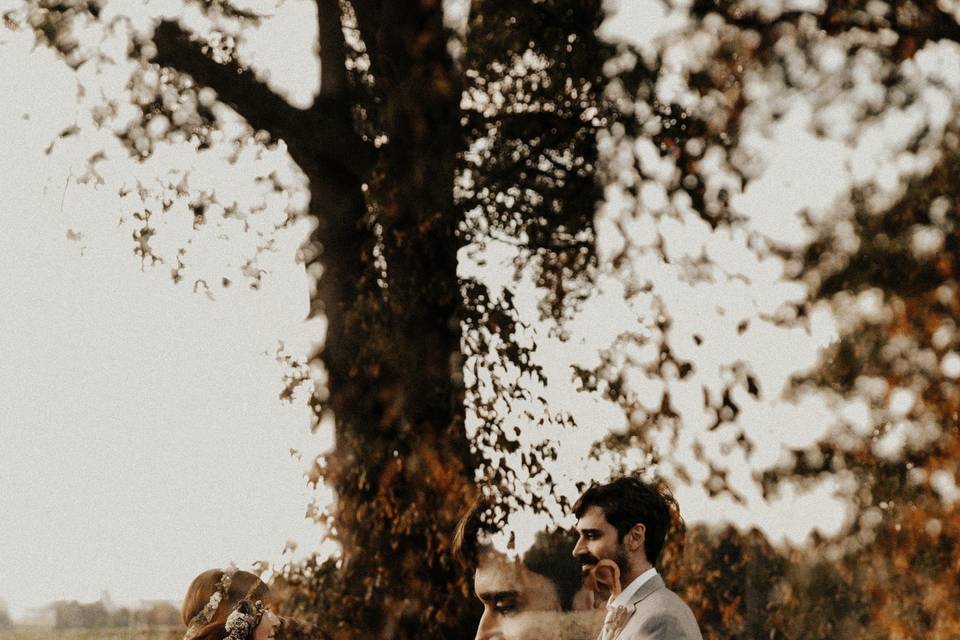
(181, 569), (271, 640)
(452, 496), (488, 572)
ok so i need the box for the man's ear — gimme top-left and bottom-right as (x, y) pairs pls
(626, 523), (646, 553)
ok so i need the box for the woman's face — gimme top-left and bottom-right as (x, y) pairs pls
(253, 608), (281, 640)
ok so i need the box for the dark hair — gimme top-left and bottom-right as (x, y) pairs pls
(572, 475), (678, 565)
(521, 528), (582, 610)
(452, 495), (489, 572)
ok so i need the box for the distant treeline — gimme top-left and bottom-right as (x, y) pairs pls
(50, 600), (179, 629)
(0, 601), (11, 630)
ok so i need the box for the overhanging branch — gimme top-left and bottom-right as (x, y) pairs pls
(689, 2), (960, 59)
(152, 20), (306, 142)
(152, 19), (374, 178)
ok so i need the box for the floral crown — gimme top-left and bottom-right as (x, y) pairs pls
(182, 567), (265, 640)
(224, 599), (265, 640)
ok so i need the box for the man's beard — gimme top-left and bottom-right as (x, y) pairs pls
(613, 546), (629, 581)
(579, 544), (630, 580)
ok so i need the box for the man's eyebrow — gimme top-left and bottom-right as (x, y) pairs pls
(477, 590), (519, 602)
(576, 527), (602, 535)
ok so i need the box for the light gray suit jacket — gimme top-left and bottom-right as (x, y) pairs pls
(613, 575), (703, 640)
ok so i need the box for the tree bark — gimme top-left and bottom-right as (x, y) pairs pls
(312, 1), (476, 635)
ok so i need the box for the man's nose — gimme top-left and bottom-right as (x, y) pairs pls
(572, 535), (587, 557)
(475, 611), (503, 640)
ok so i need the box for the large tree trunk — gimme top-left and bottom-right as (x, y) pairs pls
(304, 1), (476, 636)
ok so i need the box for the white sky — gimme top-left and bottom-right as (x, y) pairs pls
(3, 0), (955, 622)
(0, 6), (329, 618)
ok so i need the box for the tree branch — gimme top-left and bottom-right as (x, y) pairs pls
(690, 1), (960, 60)
(153, 20), (305, 140)
(316, 0), (350, 100)
(152, 19), (374, 178)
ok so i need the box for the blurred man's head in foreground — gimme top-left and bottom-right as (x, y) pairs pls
(453, 498), (602, 640)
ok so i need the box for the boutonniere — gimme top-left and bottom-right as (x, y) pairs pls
(601, 604), (631, 640)
(590, 560), (628, 640)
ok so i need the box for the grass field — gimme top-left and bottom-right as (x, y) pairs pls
(0, 628), (181, 640)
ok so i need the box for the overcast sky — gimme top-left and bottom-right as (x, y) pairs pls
(2, 0), (932, 620)
(0, 2), (331, 618)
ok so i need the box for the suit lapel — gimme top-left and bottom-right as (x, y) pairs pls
(629, 574), (665, 608)
(601, 576), (665, 640)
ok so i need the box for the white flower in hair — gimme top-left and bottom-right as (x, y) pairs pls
(224, 600), (263, 640)
(207, 591), (223, 612)
(182, 567), (237, 640)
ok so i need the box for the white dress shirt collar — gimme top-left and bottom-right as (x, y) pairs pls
(610, 566), (658, 609)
